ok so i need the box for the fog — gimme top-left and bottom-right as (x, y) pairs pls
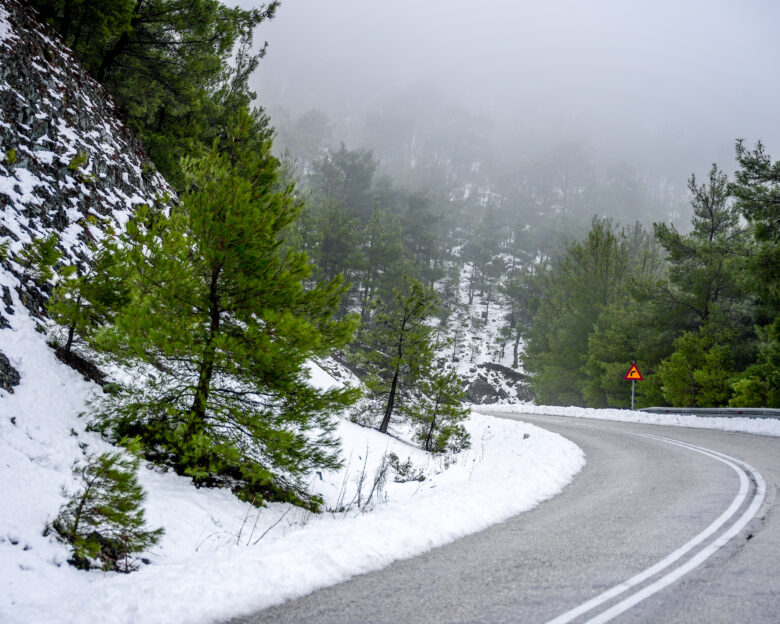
(242, 0), (780, 186)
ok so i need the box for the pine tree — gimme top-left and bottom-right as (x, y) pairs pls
(48, 234), (129, 354)
(30, 0), (278, 190)
(728, 140), (780, 407)
(358, 205), (405, 327)
(359, 277), (439, 434)
(655, 323), (735, 407)
(411, 365), (470, 453)
(48, 445), (163, 573)
(523, 218), (631, 405)
(500, 266), (544, 370)
(92, 110), (359, 508)
(17, 233), (61, 285)
(653, 164), (745, 327)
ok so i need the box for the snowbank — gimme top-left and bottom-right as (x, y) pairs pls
(483, 403), (780, 437)
(0, 280), (584, 624)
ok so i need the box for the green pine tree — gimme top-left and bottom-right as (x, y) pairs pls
(30, 0), (278, 190)
(411, 364), (470, 453)
(17, 233), (61, 285)
(728, 140), (780, 407)
(358, 277), (439, 434)
(655, 323), (735, 407)
(523, 218), (632, 406)
(48, 444), (163, 573)
(48, 233), (129, 354)
(92, 110), (359, 508)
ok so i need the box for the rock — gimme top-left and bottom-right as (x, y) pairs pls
(0, 351), (21, 393)
(18, 284), (47, 317)
(463, 362), (535, 404)
(466, 377), (508, 404)
(476, 362), (528, 383)
(2, 285), (13, 314)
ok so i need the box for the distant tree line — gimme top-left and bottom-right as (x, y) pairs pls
(515, 142), (779, 408)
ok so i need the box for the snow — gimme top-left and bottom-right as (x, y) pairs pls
(483, 403), (780, 437)
(0, 275), (584, 624)
(0, 5), (15, 45)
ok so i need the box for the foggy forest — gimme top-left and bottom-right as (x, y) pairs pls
(244, 0), (780, 410)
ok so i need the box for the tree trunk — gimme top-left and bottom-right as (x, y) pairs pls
(65, 323), (75, 354)
(378, 367), (399, 433)
(61, 0), (74, 43)
(97, 0), (145, 81)
(513, 327), (521, 369)
(424, 393), (442, 451)
(190, 266), (221, 422)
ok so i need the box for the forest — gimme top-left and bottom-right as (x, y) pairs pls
(19, 0), (779, 528)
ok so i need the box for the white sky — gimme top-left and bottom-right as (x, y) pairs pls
(243, 0), (780, 180)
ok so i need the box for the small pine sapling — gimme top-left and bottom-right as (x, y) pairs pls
(410, 365), (471, 454)
(47, 443), (163, 572)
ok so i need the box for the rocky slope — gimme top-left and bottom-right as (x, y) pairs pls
(0, 0), (170, 383)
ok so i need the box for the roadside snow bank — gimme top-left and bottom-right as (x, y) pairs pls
(484, 403), (780, 437)
(0, 286), (584, 624)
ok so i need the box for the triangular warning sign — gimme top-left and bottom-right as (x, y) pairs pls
(624, 363), (643, 381)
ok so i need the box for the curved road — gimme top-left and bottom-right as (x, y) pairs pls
(231, 413), (779, 623)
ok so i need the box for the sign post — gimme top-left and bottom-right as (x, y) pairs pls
(623, 362), (644, 410)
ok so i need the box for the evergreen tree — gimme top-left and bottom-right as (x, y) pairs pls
(649, 164), (751, 406)
(580, 227), (667, 408)
(48, 444), (163, 573)
(30, 0), (278, 189)
(48, 234), (129, 354)
(358, 205), (405, 326)
(728, 140), (780, 407)
(401, 192), (441, 287)
(655, 323), (735, 407)
(523, 218), (632, 405)
(17, 233), (61, 285)
(310, 144), (377, 225)
(411, 365), (470, 453)
(92, 110), (359, 508)
(500, 265), (544, 370)
(653, 165), (745, 329)
(359, 277), (439, 434)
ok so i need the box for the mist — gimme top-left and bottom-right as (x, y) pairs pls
(240, 0), (779, 190)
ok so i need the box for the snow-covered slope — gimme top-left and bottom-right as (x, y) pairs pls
(443, 259), (533, 404)
(0, 303), (583, 623)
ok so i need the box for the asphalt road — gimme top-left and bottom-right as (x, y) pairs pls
(230, 413), (779, 623)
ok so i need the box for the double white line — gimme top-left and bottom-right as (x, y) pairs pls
(546, 431), (767, 624)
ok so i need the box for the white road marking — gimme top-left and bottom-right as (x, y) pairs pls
(546, 430), (766, 624)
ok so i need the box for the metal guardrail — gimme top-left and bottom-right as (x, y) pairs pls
(640, 407), (780, 419)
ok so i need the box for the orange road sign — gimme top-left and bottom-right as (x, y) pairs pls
(624, 363), (644, 381)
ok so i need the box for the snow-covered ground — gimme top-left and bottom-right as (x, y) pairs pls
(0, 277), (584, 624)
(484, 403), (780, 437)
